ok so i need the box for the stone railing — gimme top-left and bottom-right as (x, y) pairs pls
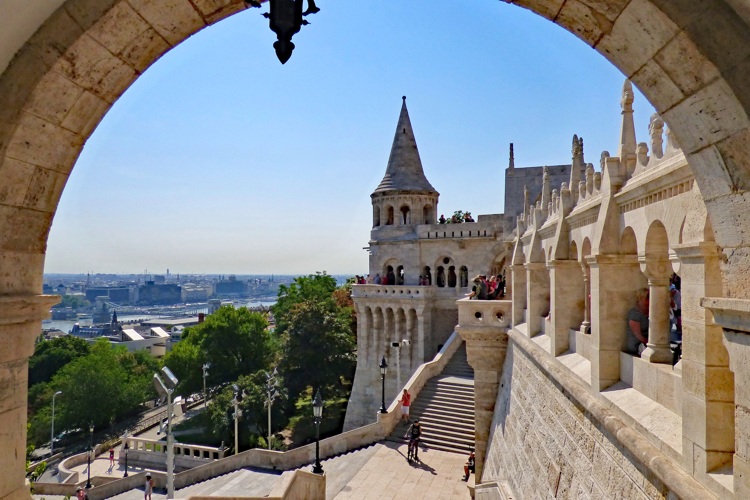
(351, 284), (435, 299)
(119, 437), (225, 472)
(457, 298), (512, 329)
(58, 444), (103, 484)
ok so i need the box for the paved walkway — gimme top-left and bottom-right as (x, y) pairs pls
(35, 440), (471, 499)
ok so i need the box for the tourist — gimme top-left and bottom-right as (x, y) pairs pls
(387, 269), (396, 285)
(374, 273), (382, 285)
(670, 284), (682, 341)
(626, 288), (649, 355)
(467, 275), (487, 300)
(400, 389), (411, 422)
(439, 214), (446, 224)
(109, 447), (115, 467)
(404, 420), (422, 461)
(144, 473), (154, 500)
(487, 275), (504, 300)
(366, 274), (373, 284)
(381, 273), (388, 285)
(463, 449), (476, 481)
(76, 487), (85, 500)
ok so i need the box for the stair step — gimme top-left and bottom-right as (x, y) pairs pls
(418, 387), (474, 398)
(412, 397), (474, 410)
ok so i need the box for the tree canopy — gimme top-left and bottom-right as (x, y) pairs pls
(164, 305), (273, 396)
(28, 336), (90, 386)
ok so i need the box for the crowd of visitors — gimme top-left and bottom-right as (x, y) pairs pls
(466, 273), (506, 300)
(625, 273), (682, 359)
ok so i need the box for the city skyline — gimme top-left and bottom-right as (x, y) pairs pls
(43, 0), (655, 275)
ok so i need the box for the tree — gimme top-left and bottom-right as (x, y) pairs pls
(167, 306), (273, 389)
(28, 336), (90, 386)
(51, 339), (155, 431)
(51, 295), (90, 310)
(278, 299), (356, 407)
(272, 273), (339, 336)
(163, 339), (203, 397)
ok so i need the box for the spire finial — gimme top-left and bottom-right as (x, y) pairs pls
(402, 96), (406, 103)
(509, 143), (515, 169)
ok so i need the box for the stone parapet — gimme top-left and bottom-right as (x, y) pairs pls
(456, 298), (510, 483)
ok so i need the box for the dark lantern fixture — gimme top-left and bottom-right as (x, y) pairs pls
(245, 0), (321, 64)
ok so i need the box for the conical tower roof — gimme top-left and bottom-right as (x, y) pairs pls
(373, 97), (437, 194)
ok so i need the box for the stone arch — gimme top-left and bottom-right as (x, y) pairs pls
(619, 227), (638, 255)
(400, 204), (411, 225)
(422, 204), (434, 224)
(386, 205), (395, 225)
(569, 240), (579, 262)
(373, 205), (381, 227)
(8, 1), (750, 494)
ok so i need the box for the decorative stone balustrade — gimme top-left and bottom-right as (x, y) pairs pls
(456, 298), (512, 329)
(119, 437), (225, 472)
(351, 284), (435, 299)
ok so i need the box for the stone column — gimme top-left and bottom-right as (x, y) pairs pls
(510, 264), (526, 327)
(640, 258), (673, 363)
(580, 263), (591, 332)
(677, 244), (733, 480)
(548, 260), (584, 355)
(525, 263), (549, 336)
(588, 254), (644, 390)
(0, 294), (59, 500)
(455, 327), (509, 483)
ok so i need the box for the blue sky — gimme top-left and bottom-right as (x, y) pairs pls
(44, 0), (654, 275)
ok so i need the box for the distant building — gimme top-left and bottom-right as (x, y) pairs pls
(84, 286), (132, 304)
(214, 275), (246, 297)
(137, 281), (181, 305)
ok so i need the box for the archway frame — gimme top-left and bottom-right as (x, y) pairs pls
(5, 1), (750, 497)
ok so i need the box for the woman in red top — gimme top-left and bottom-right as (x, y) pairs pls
(400, 389), (411, 422)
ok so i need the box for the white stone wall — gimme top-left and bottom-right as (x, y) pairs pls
(484, 343), (670, 499)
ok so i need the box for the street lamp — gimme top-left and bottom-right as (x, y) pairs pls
(123, 437), (129, 477)
(379, 356), (388, 414)
(265, 369), (279, 450)
(202, 363), (210, 409)
(311, 389), (324, 474)
(50, 390), (62, 458)
(153, 366), (179, 499)
(85, 422), (94, 489)
(232, 384), (245, 455)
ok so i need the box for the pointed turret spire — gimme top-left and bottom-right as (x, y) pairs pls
(373, 97), (436, 194)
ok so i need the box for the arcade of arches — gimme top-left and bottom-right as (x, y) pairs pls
(5, 1), (750, 498)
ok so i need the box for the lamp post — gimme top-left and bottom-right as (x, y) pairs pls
(123, 438), (129, 477)
(265, 369), (279, 450)
(312, 389), (324, 474)
(379, 356), (388, 414)
(85, 422), (94, 489)
(202, 363), (210, 409)
(153, 366), (179, 499)
(50, 390), (62, 458)
(232, 384), (244, 455)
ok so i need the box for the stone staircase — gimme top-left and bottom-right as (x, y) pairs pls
(387, 341), (475, 455)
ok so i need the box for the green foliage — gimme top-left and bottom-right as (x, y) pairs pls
(28, 336), (90, 386)
(272, 272), (339, 336)
(51, 295), (90, 310)
(273, 273), (356, 414)
(163, 340), (203, 396)
(49, 339), (155, 433)
(166, 306), (272, 392)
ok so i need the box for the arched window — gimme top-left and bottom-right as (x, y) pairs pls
(448, 266), (457, 287)
(437, 267), (446, 288)
(400, 205), (411, 225)
(386, 206), (394, 225)
(423, 205), (434, 224)
(459, 266), (468, 287)
(373, 205), (381, 227)
(384, 265), (396, 285)
(422, 266), (432, 286)
(396, 265), (404, 285)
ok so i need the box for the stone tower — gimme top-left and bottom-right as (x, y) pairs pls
(344, 98), (508, 431)
(371, 96), (439, 233)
